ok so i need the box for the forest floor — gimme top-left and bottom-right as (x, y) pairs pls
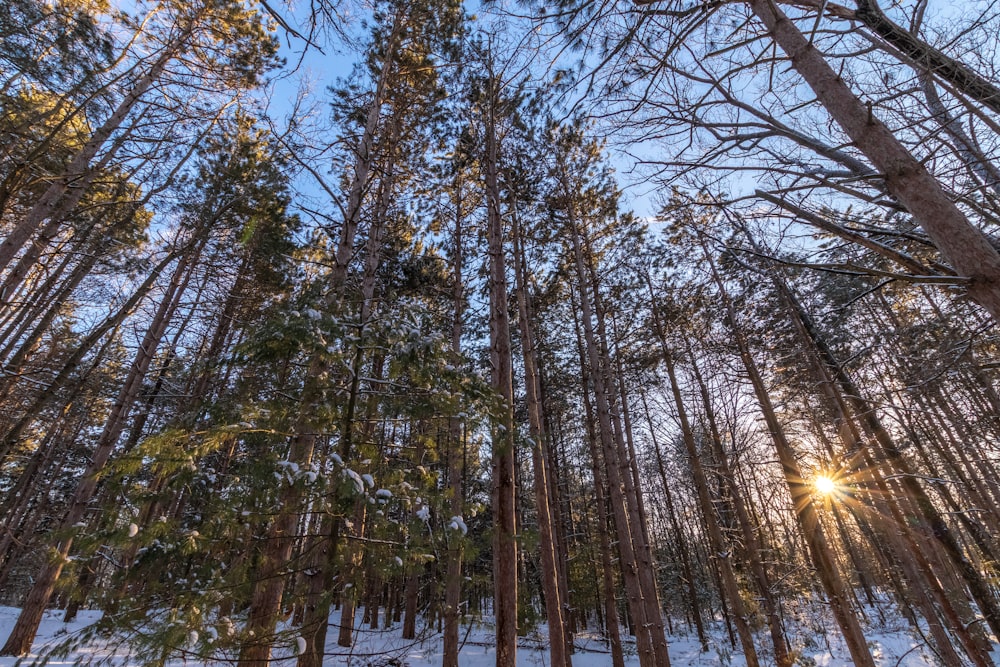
(0, 604), (981, 666)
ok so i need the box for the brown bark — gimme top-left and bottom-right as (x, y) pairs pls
(0, 220), (91, 355)
(237, 17), (402, 664)
(293, 512), (339, 667)
(573, 218), (671, 667)
(0, 114), (207, 335)
(704, 248), (877, 667)
(641, 392), (706, 646)
(0, 26), (190, 276)
(0, 244), (196, 657)
(578, 376), (626, 667)
(541, 407), (574, 643)
(682, 346), (791, 667)
(567, 234), (663, 667)
(0, 244), (184, 461)
(605, 318), (671, 659)
(852, 0), (1000, 117)
(569, 301), (624, 663)
(442, 173), (467, 667)
(920, 76), (1000, 197)
(765, 260), (1000, 641)
(337, 147), (396, 654)
(0, 411), (81, 573)
(761, 252), (994, 666)
(0, 127), (136, 304)
(791, 310), (993, 667)
(484, 71), (518, 667)
(401, 554), (420, 640)
(660, 350), (760, 667)
(0, 244), (98, 375)
(300, 170), (395, 664)
(747, 0), (1000, 321)
(511, 207), (571, 667)
(337, 501), (369, 646)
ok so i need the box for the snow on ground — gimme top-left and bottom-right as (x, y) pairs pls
(0, 605), (960, 666)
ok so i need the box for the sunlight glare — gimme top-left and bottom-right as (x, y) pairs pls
(814, 475), (837, 495)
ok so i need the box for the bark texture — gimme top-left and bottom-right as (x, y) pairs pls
(749, 0), (1000, 320)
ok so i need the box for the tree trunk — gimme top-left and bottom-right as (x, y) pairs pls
(511, 206), (571, 667)
(0, 32), (186, 276)
(442, 172), (467, 667)
(580, 215), (670, 667)
(748, 0), (1000, 320)
(0, 242), (196, 657)
(567, 238), (662, 667)
(660, 349), (760, 667)
(681, 342), (791, 667)
(852, 0), (1000, 117)
(704, 247), (877, 667)
(642, 393), (705, 647)
(577, 355), (626, 667)
(763, 253), (1000, 642)
(237, 17), (402, 663)
(337, 501), (369, 647)
(484, 71), (518, 667)
(0, 245), (184, 461)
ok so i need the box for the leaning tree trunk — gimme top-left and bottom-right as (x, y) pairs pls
(0, 127), (136, 304)
(804, 333), (992, 667)
(746, 0), (1000, 321)
(578, 377), (626, 667)
(683, 345), (791, 667)
(756, 246), (1000, 643)
(570, 212), (672, 667)
(299, 121), (398, 666)
(660, 349), (760, 667)
(0, 241), (197, 657)
(640, 391), (707, 649)
(0, 26), (191, 277)
(852, 0), (1000, 117)
(571, 306), (626, 667)
(704, 246), (877, 667)
(0, 245), (183, 463)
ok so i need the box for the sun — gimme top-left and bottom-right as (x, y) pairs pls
(814, 475), (838, 495)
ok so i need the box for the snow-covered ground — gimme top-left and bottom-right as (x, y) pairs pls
(0, 605), (965, 665)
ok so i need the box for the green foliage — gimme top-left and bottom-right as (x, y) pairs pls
(0, 0), (112, 92)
